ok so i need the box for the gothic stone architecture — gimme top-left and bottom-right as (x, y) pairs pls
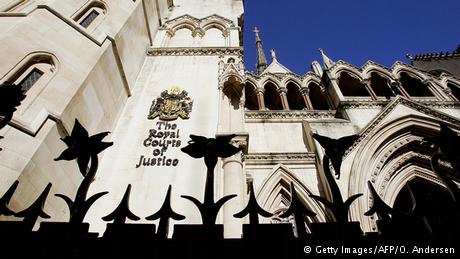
(1, 0), (460, 239)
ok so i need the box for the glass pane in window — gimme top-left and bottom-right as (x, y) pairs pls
(18, 68), (43, 92)
(80, 10), (100, 28)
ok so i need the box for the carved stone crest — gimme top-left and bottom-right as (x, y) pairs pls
(148, 87), (193, 121)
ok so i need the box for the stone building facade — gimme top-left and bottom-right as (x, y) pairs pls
(409, 44), (460, 77)
(1, 0), (459, 238)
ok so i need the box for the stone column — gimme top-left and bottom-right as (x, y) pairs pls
(239, 97), (246, 126)
(217, 83), (224, 132)
(442, 87), (457, 101)
(223, 29), (230, 47)
(300, 87), (313, 110)
(221, 134), (249, 238)
(362, 79), (378, 100)
(422, 79), (443, 99)
(256, 88), (266, 110)
(278, 87), (290, 110)
(391, 80), (410, 98)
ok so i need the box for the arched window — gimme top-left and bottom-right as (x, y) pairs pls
(338, 72), (370, 97)
(348, 116), (458, 232)
(308, 83), (329, 110)
(369, 72), (396, 98)
(399, 72), (434, 97)
(393, 178), (456, 235)
(244, 83), (259, 110)
(286, 82), (305, 110)
(257, 165), (328, 226)
(168, 27), (194, 47)
(447, 83), (460, 101)
(73, 1), (107, 31)
(3, 53), (56, 94)
(201, 27), (225, 47)
(263, 82), (283, 110)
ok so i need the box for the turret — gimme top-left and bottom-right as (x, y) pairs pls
(254, 27), (269, 74)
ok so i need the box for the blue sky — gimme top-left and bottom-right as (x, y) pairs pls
(242, 0), (460, 75)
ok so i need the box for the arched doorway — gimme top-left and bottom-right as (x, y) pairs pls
(393, 177), (457, 236)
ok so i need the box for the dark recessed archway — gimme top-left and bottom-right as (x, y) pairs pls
(244, 82), (259, 110)
(308, 83), (329, 110)
(338, 72), (370, 97)
(264, 82), (283, 110)
(399, 72), (434, 97)
(393, 177), (456, 236)
(286, 82), (305, 110)
(369, 72), (395, 98)
(447, 83), (460, 101)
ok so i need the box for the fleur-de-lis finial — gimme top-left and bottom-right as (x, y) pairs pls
(180, 134), (240, 226)
(54, 119), (112, 224)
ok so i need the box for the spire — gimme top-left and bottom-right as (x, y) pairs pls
(318, 48), (335, 69)
(254, 27), (268, 74)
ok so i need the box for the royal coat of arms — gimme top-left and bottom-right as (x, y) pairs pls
(148, 87), (193, 121)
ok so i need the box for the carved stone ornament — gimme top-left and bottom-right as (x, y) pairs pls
(148, 87), (193, 121)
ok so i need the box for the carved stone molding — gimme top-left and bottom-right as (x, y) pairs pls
(418, 101), (460, 108)
(219, 62), (245, 85)
(244, 152), (316, 165)
(343, 96), (460, 158)
(245, 110), (336, 122)
(340, 99), (460, 110)
(300, 87), (310, 96)
(148, 47), (243, 57)
(340, 100), (389, 109)
(277, 87), (288, 94)
(162, 14), (234, 32)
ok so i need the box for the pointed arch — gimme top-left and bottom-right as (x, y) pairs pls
(244, 81), (259, 110)
(368, 72), (396, 98)
(391, 63), (429, 82)
(245, 77), (259, 90)
(330, 62), (363, 81)
(362, 61), (395, 80)
(171, 23), (197, 33)
(307, 82), (330, 110)
(337, 71), (371, 97)
(72, 0), (108, 31)
(1, 51), (58, 96)
(201, 21), (227, 33)
(168, 27), (194, 47)
(260, 76), (281, 90)
(281, 76), (303, 88)
(302, 73), (323, 88)
(200, 14), (234, 29)
(348, 115), (459, 232)
(263, 81), (283, 110)
(163, 14), (200, 33)
(398, 72), (435, 97)
(201, 27), (225, 46)
(257, 164), (328, 223)
(286, 81), (306, 110)
(439, 76), (460, 89)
